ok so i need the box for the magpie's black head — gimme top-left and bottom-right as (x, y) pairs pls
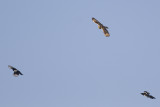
(141, 93), (145, 95)
(92, 17), (95, 20)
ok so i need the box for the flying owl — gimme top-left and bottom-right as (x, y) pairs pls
(92, 17), (110, 37)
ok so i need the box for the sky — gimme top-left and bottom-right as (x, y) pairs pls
(0, 0), (160, 107)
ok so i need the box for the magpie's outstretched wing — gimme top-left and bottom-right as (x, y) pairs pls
(8, 65), (17, 71)
(144, 91), (150, 95)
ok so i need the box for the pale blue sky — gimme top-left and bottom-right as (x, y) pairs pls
(1, 0), (160, 107)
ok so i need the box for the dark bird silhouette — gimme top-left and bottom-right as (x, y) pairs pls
(8, 65), (23, 77)
(92, 17), (110, 37)
(141, 91), (155, 99)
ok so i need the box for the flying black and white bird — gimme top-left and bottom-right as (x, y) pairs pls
(8, 65), (23, 77)
(141, 91), (155, 99)
(92, 17), (110, 37)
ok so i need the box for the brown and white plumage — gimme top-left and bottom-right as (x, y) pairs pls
(8, 65), (23, 77)
(92, 17), (110, 37)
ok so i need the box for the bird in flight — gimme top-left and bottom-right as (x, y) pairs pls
(141, 91), (155, 99)
(8, 65), (23, 77)
(92, 17), (110, 37)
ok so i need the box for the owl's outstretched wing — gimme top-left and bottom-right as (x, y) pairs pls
(102, 26), (110, 37)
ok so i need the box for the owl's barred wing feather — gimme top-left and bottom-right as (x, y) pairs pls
(102, 26), (110, 37)
(92, 17), (100, 24)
